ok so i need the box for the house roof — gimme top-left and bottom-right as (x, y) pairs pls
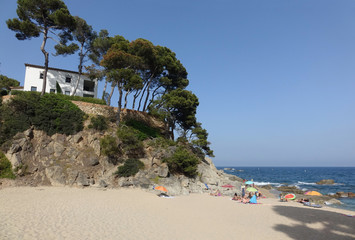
(25, 63), (81, 75)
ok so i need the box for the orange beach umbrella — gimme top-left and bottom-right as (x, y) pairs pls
(305, 191), (322, 196)
(155, 186), (168, 192)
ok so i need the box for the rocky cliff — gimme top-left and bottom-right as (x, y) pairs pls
(1, 126), (243, 196)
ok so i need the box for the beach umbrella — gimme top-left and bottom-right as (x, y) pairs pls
(155, 186), (168, 192)
(305, 191), (322, 196)
(222, 184), (235, 188)
(284, 193), (296, 200)
(246, 187), (258, 192)
(245, 181), (254, 185)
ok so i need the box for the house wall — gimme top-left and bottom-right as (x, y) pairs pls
(23, 64), (98, 98)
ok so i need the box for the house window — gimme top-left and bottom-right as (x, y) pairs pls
(39, 72), (44, 79)
(65, 76), (71, 83)
(65, 91), (70, 95)
(50, 89), (55, 93)
(31, 86), (37, 92)
(83, 80), (95, 92)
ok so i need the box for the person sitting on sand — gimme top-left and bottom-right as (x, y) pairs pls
(279, 194), (288, 202)
(242, 196), (250, 204)
(297, 198), (309, 203)
(232, 193), (241, 201)
(210, 189), (221, 196)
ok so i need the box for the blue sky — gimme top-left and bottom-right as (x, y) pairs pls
(1, 0), (355, 166)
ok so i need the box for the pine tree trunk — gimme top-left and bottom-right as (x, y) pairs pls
(72, 44), (84, 96)
(102, 80), (108, 101)
(106, 83), (115, 106)
(124, 90), (130, 109)
(116, 86), (123, 126)
(40, 29), (49, 96)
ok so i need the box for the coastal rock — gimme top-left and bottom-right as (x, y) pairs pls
(259, 184), (273, 190)
(45, 166), (66, 186)
(336, 192), (349, 198)
(348, 192), (355, 198)
(316, 179), (335, 185)
(77, 151), (99, 167)
(277, 186), (304, 194)
(324, 198), (343, 205)
(76, 172), (90, 186)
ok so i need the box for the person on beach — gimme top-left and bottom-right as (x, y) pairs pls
(210, 189), (221, 196)
(279, 194), (288, 202)
(232, 193), (241, 201)
(241, 185), (245, 198)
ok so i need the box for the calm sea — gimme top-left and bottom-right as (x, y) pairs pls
(217, 167), (355, 211)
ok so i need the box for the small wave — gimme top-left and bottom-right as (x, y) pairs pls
(297, 181), (317, 185)
(254, 181), (279, 186)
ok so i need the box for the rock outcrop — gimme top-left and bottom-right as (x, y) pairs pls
(316, 179), (335, 185)
(1, 127), (243, 196)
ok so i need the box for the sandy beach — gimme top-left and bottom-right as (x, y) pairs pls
(0, 187), (354, 240)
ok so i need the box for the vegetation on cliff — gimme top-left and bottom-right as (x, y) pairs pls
(0, 152), (15, 179)
(0, 92), (85, 146)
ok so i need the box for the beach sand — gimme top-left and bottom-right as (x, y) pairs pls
(1, 187), (354, 240)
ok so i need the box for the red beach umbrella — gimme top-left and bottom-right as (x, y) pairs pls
(222, 184), (235, 188)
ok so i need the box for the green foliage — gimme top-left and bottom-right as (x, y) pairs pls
(124, 119), (160, 140)
(6, 0), (75, 41)
(117, 125), (143, 154)
(11, 90), (106, 105)
(190, 123), (214, 157)
(163, 146), (200, 178)
(0, 92), (84, 145)
(88, 115), (108, 131)
(149, 89), (199, 139)
(0, 151), (15, 179)
(114, 158), (144, 177)
(56, 81), (62, 94)
(0, 75), (20, 94)
(100, 135), (119, 158)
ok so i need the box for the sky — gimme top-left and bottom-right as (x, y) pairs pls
(1, 0), (355, 167)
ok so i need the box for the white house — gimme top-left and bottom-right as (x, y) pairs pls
(24, 63), (98, 98)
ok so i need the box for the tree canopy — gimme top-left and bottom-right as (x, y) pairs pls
(7, 0), (75, 95)
(55, 16), (97, 96)
(0, 75), (20, 96)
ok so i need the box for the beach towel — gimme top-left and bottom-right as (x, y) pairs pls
(249, 195), (257, 204)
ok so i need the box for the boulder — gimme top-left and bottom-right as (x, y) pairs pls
(259, 184), (273, 190)
(348, 192), (355, 198)
(53, 142), (65, 157)
(316, 179), (335, 185)
(45, 166), (66, 186)
(336, 192), (349, 198)
(277, 186), (304, 194)
(76, 172), (90, 186)
(77, 151), (99, 167)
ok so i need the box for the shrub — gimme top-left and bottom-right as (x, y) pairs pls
(100, 135), (120, 158)
(163, 146), (200, 178)
(88, 115), (108, 131)
(0, 151), (15, 179)
(115, 158), (144, 177)
(10, 90), (106, 105)
(124, 119), (161, 140)
(0, 92), (85, 145)
(117, 125), (143, 154)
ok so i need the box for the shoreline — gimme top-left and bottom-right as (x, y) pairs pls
(1, 186), (354, 240)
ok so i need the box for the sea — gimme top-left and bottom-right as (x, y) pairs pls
(217, 167), (355, 211)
